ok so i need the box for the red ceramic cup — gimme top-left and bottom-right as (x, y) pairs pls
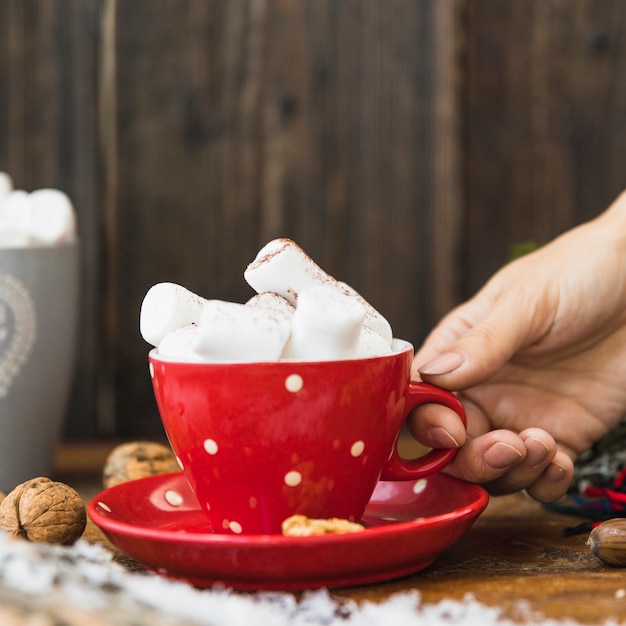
(149, 339), (466, 535)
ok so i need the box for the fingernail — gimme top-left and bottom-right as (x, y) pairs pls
(544, 462), (567, 484)
(522, 437), (550, 469)
(484, 442), (524, 470)
(427, 426), (460, 449)
(419, 353), (465, 377)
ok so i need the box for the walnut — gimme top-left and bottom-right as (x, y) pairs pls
(103, 441), (180, 488)
(0, 477), (86, 545)
(282, 514), (365, 536)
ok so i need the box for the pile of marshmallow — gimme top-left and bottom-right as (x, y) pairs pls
(0, 172), (77, 246)
(141, 238), (394, 362)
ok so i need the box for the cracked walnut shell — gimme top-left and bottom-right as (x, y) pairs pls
(103, 441), (180, 488)
(282, 514), (365, 536)
(0, 477), (86, 545)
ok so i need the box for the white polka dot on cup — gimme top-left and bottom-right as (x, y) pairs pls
(350, 440), (365, 457)
(204, 439), (219, 455)
(413, 479), (428, 494)
(284, 470), (302, 487)
(164, 490), (183, 506)
(284, 373), (304, 393)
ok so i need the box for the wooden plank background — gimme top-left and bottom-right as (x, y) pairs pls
(0, 0), (101, 438)
(0, 0), (625, 439)
(464, 0), (626, 295)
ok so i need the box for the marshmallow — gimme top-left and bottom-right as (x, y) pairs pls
(356, 326), (393, 358)
(244, 238), (393, 346)
(144, 237), (396, 363)
(29, 189), (77, 244)
(282, 285), (365, 360)
(0, 185), (78, 246)
(336, 281), (393, 345)
(140, 282), (208, 347)
(0, 172), (13, 205)
(0, 190), (33, 245)
(157, 324), (204, 362)
(246, 291), (295, 320)
(192, 300), (290, 361)
(244, 238), (334, 305)
(0, 231), (32, 247)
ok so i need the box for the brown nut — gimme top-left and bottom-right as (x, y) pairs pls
(0, 477), (86, 545)
(103, 441), (180, 488)
(587, 518), (626, 566)
(282, 514), (365, 536)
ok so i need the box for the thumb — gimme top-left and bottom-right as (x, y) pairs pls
(416, 296), (542, 391)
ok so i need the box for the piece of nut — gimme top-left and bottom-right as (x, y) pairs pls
(103, 441), (180, 488)
(282, 514), (365, 536)
(0, 477), (86, 545)
(588, 518), (626, 566)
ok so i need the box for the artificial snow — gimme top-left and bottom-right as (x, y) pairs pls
(0, 531), (615, 625)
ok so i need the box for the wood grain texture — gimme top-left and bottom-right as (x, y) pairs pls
(0, 0), (102, 438)
(112, 0), (445, 436)
(60, 456), (626, 626)
(464, 0), (626, 295)
(2, 1), (626, 437)
(336, 493), (625, 624)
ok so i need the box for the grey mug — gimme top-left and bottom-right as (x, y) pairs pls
(0, 243), (79, 491)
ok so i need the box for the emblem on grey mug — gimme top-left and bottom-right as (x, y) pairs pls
(0, 274), (37, 398)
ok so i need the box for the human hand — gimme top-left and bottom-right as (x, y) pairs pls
(409, 191), (626, 502)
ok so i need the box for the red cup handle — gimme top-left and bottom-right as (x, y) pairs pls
(380, 381), (467, 480)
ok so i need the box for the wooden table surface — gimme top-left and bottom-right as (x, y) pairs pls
(337, 493), (624, 624)
(44, 443), (626, 624)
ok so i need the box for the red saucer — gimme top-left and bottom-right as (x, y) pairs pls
(89, 472), (488, 590)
